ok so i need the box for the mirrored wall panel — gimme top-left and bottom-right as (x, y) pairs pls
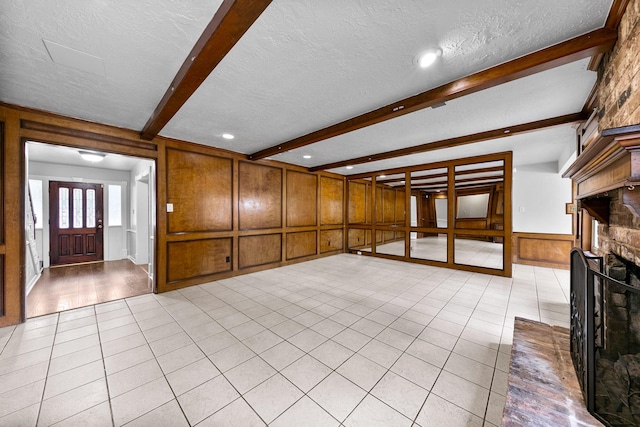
(408, 168), (448, 262)
(454, 235), (503, 269)
(375, 173), (406, 227)
(453, 161), (504, 270)
(346, 153), (510, 276)
(377, 231), (405, 257)
(348, 228), (371, 252)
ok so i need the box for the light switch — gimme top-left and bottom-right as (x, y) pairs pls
(167, 203), (174, 213)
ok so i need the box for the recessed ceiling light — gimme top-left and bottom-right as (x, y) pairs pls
(346, 166), (353, 170)
(303, 155), (311, 159)
(416, 48), (442, 68)
(222, 133), (235, 140)
(79, 151), (105, 163)
(379, 175), (386, 179)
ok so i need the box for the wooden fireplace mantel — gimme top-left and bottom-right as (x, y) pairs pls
(563, 123), (640, 220)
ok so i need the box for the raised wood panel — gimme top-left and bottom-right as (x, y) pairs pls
(239, 162), (282, 230)
(383, 230), (395, 241)
(375, 187), (383, 223)
(239, 234), (282, 269)
(512, 233), (573, 268)
(455, 219), (488, 229)
(395, 190), (405, 224)
(348, 181), (367, 224)
(167, 238), (232, 282)
(287, 171), (317, 227)
(320, 176), (344, 225)
(320, 229), (343, 253)
(382, 188), (395, 223)
(287, 231), (317, 260)
(166, 148), (232, 233)
(348, 229), (366, 249)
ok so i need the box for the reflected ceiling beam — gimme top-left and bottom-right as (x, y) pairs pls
(311, 113), (586, 172)
(378, 166), (503, 184)
(250, 28), (616, 161)
(140, 0), (273, 140)
(405, 174), (504, 188)
(415, 179), (504, 191)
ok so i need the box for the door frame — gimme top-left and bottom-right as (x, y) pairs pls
(23, 140), (158, 307)
(48, 180), (104, 266)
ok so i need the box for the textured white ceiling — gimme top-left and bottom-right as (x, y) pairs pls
(0, 0), (613, 174)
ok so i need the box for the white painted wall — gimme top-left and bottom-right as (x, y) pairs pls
(128, 159), (154, 266)
(29, 161), (131, 267)
(512, 161), (572, 234)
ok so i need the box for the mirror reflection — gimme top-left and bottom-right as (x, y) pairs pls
(454, 235), (503, 269)
(453, 161), (504, 269)
(376, 231), (405, 256)
(409, 168), (448, 262)
(346, 154), (508, 274)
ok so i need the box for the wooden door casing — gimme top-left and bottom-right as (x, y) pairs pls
(49, 181), (104, 266)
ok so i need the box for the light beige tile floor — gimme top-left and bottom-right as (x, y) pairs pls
(0, 254), (570, 426)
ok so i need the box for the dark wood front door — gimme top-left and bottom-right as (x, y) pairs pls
(49, 181), (104, 266)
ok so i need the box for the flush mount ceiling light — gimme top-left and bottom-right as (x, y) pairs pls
(303, 155), (311, 159)
(79, 151), (106, 163)
(222, 133), (235, 140)
(415, 48), (442, 68)
(346, 166), (354, 170)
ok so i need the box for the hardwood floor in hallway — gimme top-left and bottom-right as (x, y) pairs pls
(27, 259), (152, 318)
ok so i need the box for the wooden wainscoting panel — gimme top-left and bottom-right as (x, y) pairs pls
(382, 188), (395, 223)
(375, 187), (383, 223)
(455, 219), (488, 229)
(348, 229), (366, 249)
(166, 148), (232, 233)
(320, 229), (343, 253)
(286, 171), (317, 227)
(320, 176), (344, 225)
(239, 162), (282, 230)
(395, 190), (406, 224)
(239, 234), (282, 269)
(383, 230), (395, 242)
(286, 231), (317, 260)
(348, 181), (367, 224)
(512, 233), (573, 268)
(167, 238), (232, 283)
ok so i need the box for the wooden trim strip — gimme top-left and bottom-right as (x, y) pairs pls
(141, 0), (273, 140)
(309, 113), (587, 172)
(21, 120), (157, 152)
(250, 29), (616, 161)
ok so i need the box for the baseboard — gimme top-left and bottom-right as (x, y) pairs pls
(26, 271), (42, 296)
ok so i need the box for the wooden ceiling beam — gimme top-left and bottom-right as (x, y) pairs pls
(310, 113), (586, 172)
(250, 28), (616, 161)
(140, 0), (272, 140)
(588, 0), (630, 71)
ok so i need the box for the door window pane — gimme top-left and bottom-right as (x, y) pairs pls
(109, 185), (122, 226)
(86, 189), (96, 228)
(73, 188), (83, 228)
(59, 187), (69, 229)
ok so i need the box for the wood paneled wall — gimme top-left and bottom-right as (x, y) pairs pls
(0, 103), (345, 326)
(511, 232), (573, 269)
